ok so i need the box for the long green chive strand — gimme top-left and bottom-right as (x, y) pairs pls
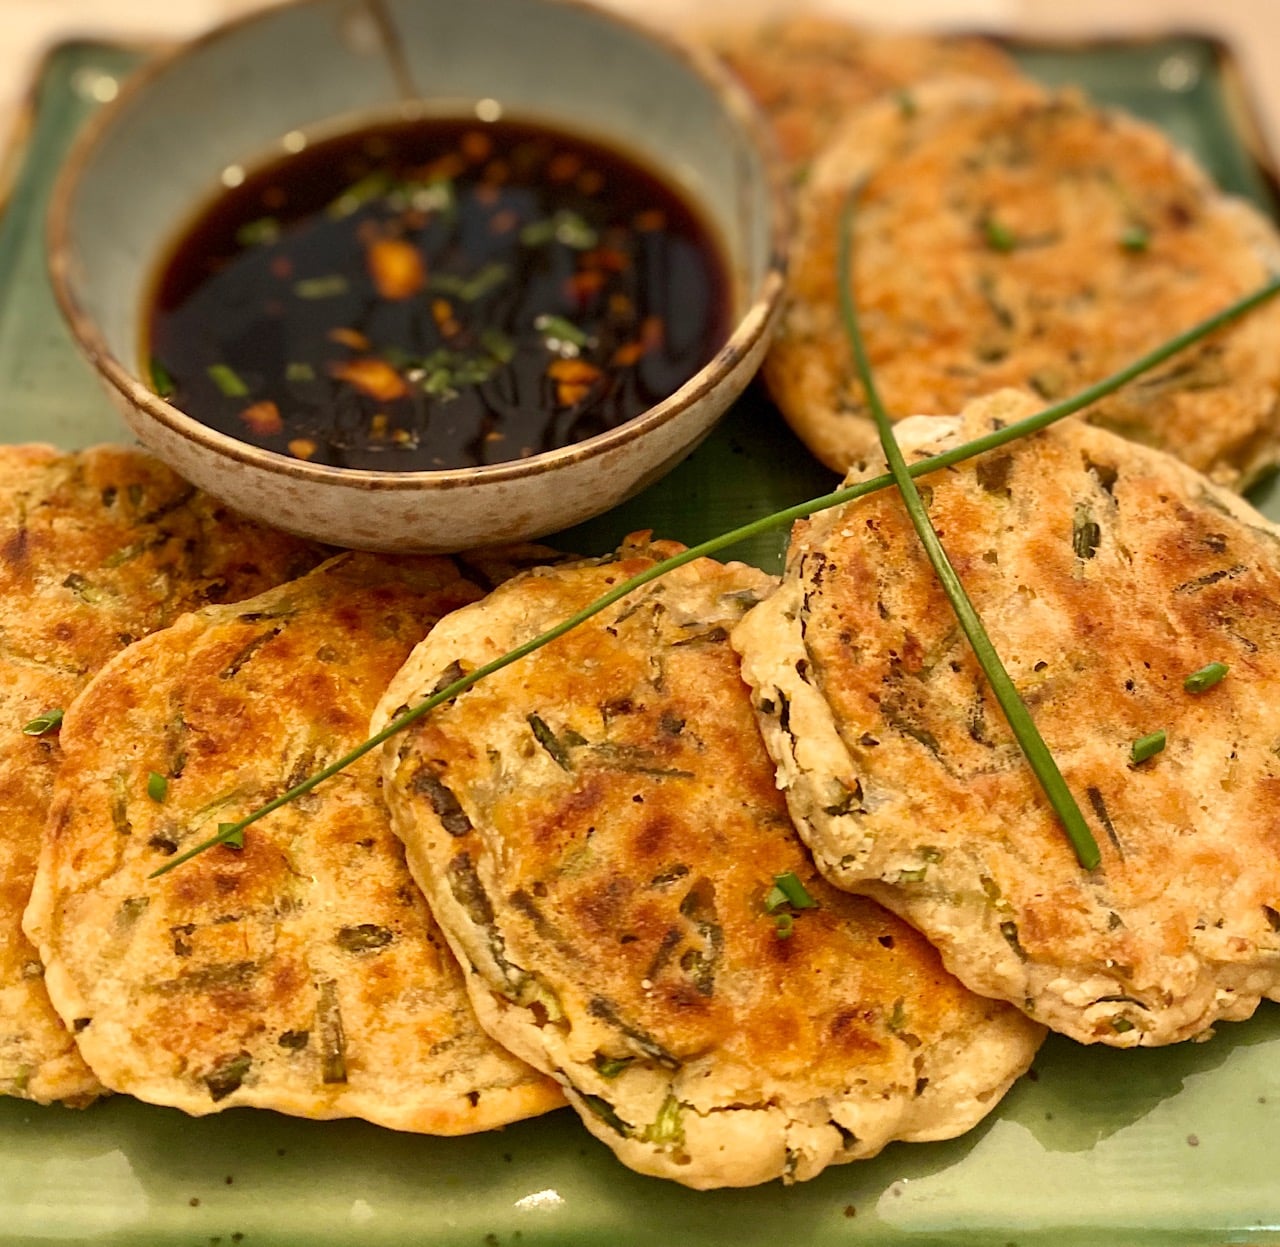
(149, 271), (1280, 879)
(837, 186), (1101, 871)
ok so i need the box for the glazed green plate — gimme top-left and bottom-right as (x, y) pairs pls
(4, 33), (1280, 1247)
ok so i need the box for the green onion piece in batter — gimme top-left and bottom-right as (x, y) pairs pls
(594, 1055), (632, 1079)
(1121, 225), (1151, 252)
(1130, 730), (1166, 764)
(983, 217), (1018, 252)
(146, 772), (169, 803)
(1184, 661), (1228, 693)
(22, 708), (63, 736)
(838, 187), (1101, 872)
(146, 269), (1280, 878)
(642, 1094), (685, 1145)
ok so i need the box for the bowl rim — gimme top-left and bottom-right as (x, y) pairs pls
(47, 0), (790, 495)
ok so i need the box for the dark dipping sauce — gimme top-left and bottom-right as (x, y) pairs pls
(145, 116), (731, 471)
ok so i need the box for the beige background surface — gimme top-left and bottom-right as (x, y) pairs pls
(2, 1), (1278, 152)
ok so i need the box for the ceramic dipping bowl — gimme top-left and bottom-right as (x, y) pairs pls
(48, 0), (787, 552)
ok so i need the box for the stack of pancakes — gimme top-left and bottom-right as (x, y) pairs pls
(9, 12), (1280, 1192)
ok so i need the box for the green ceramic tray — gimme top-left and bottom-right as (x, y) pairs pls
(4, 33), (1280, 1247)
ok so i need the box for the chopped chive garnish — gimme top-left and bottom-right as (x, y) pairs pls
(983, 218), (1018, 252)
(235, 216), (280, 247)
(147, 772), (169, 803)
(421, 367), (459, 400)
(480, 328), (516, 364)
(147, 272), (1280, 878)
(285, 361), (316, 383)
(894, 88), (918, 119)
(206, 363), (249, 399)
(552, 211), (599, 249)
(520, 210), (598, 250)
(150, 357), (176, 399)
(22, 708), (64, 736)
(400, 178), (455, 215)
(1130, 730), (1166, 764)
(1184, 661), (1228, 693)
(839, 188), (1101, 872)
(518, 218), (556, 247)
(432, 263), (509, 302)
(294, 275), (349, 300)
(767, 871), (817, 911)
(326, 170), (394, 219)
(452, 355), (500, 386)
(535, 314), (589, 349)
(462, 264), (509, 301)
(1121, 225), (1151, 252)
(766, 871), (815, 937)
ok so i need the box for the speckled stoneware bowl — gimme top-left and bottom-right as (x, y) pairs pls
(49, 0), (787, 552)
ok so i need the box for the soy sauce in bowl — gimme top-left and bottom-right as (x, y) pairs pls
(145, 117), (731, 472)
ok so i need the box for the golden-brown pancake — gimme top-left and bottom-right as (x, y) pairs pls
(24, 551), (565, 1131)
(766, 78), (1280, 486)
(376, 536), (1043, 1187)
(732, 390), (1280, 1046)
(700, 14), (1021, 178)
(0, 443), (321, 1105)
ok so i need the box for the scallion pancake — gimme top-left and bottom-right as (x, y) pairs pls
(376, 536), (1042, 1187)
(25, 550), (565, 1131)
(0, 444), (321, 1105)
